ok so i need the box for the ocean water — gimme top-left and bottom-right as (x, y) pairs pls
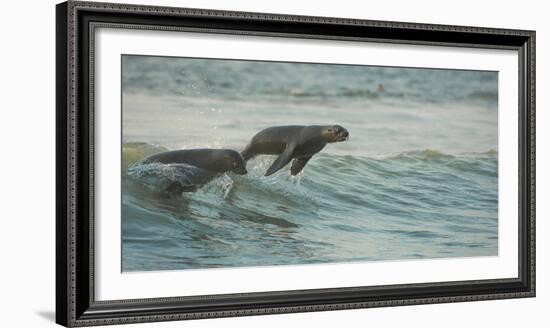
(121, 55), (498, 272)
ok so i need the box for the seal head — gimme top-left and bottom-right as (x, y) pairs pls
(221, 150), (248, 175)
(321, 125), (349, 143)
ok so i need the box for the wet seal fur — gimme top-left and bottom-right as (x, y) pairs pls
(241, 125), (349, 176)
(142, 149), (247, 193)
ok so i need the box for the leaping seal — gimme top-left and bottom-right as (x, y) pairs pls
(241, 125), (349, 176)
(141, 148), (247, 192)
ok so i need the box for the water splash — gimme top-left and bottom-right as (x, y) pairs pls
(128, 161), (215, 193)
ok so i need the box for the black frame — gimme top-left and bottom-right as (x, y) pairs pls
(56, 1), (536, 326)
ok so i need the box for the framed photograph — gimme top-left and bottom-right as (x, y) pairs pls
(56, 1), (535, 326)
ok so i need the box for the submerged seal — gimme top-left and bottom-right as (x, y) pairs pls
(141, 148), (247, 192)
(241, 125), (349, 176)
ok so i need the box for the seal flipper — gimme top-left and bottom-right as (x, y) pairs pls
(290, 156), (312, 176)
(265, 144), (294, 177)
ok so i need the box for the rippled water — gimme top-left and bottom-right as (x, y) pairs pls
(121, 55), (498, 272)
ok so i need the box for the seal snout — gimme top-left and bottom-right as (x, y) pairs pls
(333, 125), (349, 142)
(339, 129), (349, 140)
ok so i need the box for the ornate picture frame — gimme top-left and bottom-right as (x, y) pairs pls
(56, 1), (535, 326)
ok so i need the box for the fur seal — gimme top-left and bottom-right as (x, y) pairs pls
(241, 125), (349, 176)
(141, 149), (247, 193)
